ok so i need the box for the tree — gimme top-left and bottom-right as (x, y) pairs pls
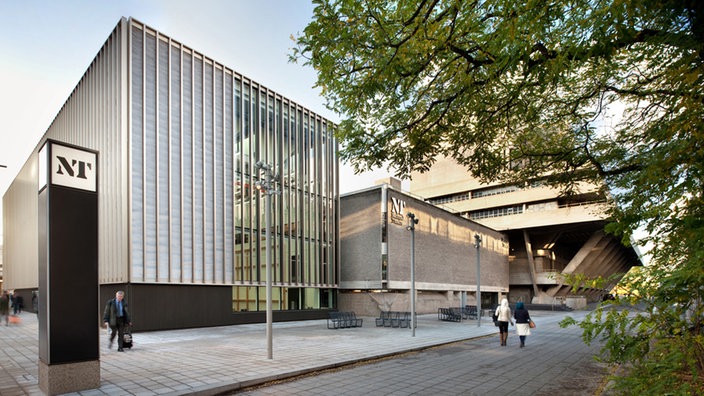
(293, 0), (704, 393)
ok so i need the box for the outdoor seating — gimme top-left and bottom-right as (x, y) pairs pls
(327, 311), (363, 329)
(437, 307), (462, 322)
(375, 311), (392, 327)
(376, 311), (411, 328)
(463, 305), (478, 320)
(395, 311), (411, 328)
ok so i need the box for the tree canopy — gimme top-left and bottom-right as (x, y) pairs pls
(294, 0), (703, 393)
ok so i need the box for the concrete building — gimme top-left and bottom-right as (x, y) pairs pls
(339, 181), (509, 316)
(0, 236), (3, 291)
(2, 17), (338, 331)
(411, 156), (641, 307)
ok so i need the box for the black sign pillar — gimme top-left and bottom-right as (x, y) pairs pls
(38, 140), (100, 394)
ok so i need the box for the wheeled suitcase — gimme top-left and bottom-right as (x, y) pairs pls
(122, 326), (133, 349)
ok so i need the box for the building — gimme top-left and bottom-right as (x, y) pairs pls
(2, 17), (338, 331)
(0, 236), (3, 291)
(338, 181), (509, 316)
(411, 156), (642, 307)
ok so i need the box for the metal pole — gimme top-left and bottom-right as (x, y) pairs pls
(407, 213), (418, 337)
(256, 161), (278, 360)
(475, 234), (482, 327)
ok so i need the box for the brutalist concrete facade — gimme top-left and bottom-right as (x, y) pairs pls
(339, 184), (509, 316)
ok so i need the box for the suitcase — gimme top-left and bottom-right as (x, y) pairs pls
(122, 326), (133, 349)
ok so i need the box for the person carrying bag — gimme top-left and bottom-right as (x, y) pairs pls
(494, 298), (513, 346)
(513, 301), (532, 348)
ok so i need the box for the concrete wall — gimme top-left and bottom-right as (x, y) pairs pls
(339, 189), (383, 289)
(338, 290), (485, 316)
(385, 189), (508, 292)
(339, 186), (510, 316)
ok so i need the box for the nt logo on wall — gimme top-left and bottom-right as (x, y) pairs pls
(390, 197), (406, 226)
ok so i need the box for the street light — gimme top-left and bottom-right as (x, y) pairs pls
(474, 234), (482, 327)
(255, 161), (279, 359)
(406, 212), (419, 337)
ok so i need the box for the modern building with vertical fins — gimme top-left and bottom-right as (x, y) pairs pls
(2, 17), (339, 331)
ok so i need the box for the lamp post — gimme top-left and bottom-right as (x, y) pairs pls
(406, 212), (419, 337)
(255, 161), (279, 359)
(474, 233), (482, 327)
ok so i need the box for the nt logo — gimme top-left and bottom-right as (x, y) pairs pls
(56, 156), (93, 179)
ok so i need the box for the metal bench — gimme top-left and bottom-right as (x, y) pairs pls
(395, 311), (411, 328)
(463, 305), (478, 320)
(328, 311), (363, 329)
(437, 307), (462, 322)
(376, 311), (411, 328)
(375, 311), (392, 327)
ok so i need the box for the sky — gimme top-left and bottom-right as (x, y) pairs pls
(0, 0), (400, 237)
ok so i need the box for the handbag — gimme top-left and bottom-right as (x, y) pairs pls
(529, 319), (536, 329)
(492, 309), (499, 326)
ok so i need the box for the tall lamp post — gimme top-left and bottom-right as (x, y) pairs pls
(474, 234), (482, 327)
(406, 212), (419, 337)
(255, 161), (279, 359)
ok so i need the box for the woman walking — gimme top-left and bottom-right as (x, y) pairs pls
(513, 301), (532, 348)
(494, 298), (513, 346)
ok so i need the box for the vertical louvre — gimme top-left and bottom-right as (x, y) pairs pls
(144, 29), (157, 282)
(225, 73), (233, 283)
(204, 62), (214, 283)
(215, 66), (224, 283)
(193, 56), (204, 282)
(170, 42), (182, 282)
(127, 20), (338, 291)
(182, 50), (194, 283)
(157, 37), (170, 282)
(131, 25), (145, 281)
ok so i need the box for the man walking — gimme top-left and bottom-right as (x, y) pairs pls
(103, 291), (131, 352)
(0, 290), (10, 326)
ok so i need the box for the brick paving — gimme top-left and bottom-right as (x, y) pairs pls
(0, 309), (608, 395)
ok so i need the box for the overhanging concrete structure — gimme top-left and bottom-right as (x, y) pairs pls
(411, 156), (642, 306)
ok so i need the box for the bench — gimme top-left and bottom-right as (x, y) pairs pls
(437, 307), (462, 322)
(391, 311), (411, 328)
(375, 311), (411, 328)
(327, 311), (363, 329)
(463, 305), (478, 320)
(375, 311), (393, 327)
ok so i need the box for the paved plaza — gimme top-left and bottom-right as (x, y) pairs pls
(0, 308), (608, 395)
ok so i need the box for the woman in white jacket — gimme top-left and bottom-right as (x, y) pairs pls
(494, 298), (513, 346)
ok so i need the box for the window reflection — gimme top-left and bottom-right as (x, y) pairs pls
(232, 286), (334, 311)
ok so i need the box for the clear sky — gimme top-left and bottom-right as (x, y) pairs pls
(0, 0), (400, 237)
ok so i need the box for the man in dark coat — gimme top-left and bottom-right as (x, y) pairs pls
(103, 291), (131, 351)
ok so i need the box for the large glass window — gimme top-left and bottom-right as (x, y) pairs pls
(232, 286), (334, 311)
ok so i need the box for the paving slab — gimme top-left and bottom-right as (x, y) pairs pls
(0, 309), (596, 395)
